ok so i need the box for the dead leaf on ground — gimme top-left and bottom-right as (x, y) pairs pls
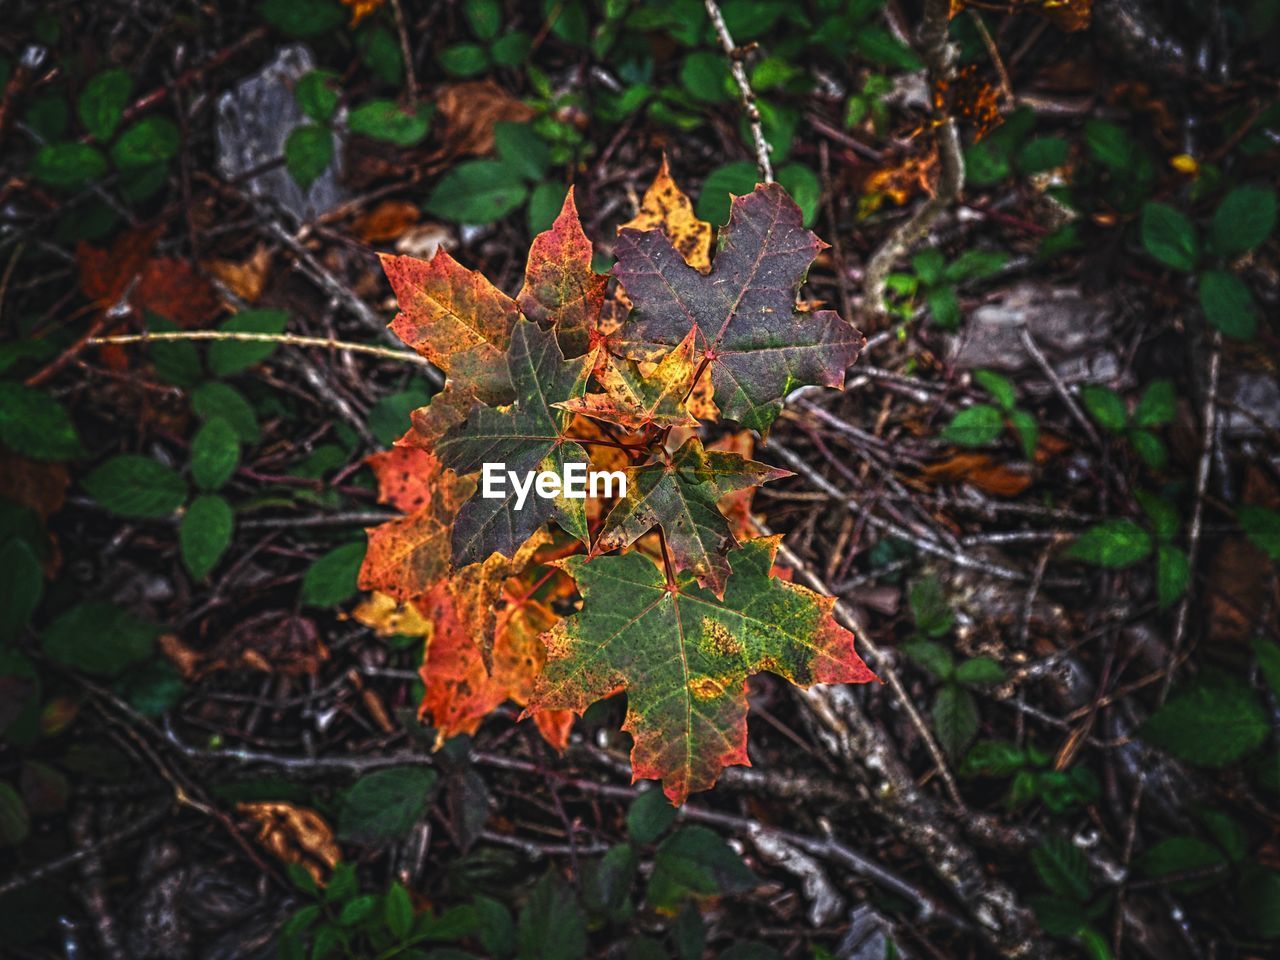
(341, 0), (384, 26)
(238, 801), (340, 885)
(433, 80), (534, 160)
(204, 244), (273, 304)
(352, 200), (421, 244)
(0, 453), (69, 521)
(918, 452), (1035, 497)
(209, 612), (330, 675)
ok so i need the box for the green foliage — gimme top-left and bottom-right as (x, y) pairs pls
(42, 603), (157, 677)
(1141, 202), (1198, 271)
(1209, 184), (1276, 257)
(284, 124), (332, 189)
(0, 382), (84, 460)
(1238, 505), (1280, 560)
(296, 70), (339, 123)
(208, 309), (289, 376)
(30, 142), (108, 190)
(338, 766), (438, 845)
(1198, 269), (1258, 339)
(426, 160), (530, 224)
(190, 417), (241, 491)
(1066, 519), (1151, 569)
(628, 787), (678, 844)
(180, 494), (234, 580)
(961, 741), (1099, 812)
(1141, 673), (1270, 767)
(83, 455), (188, 518)
(301, 542), (367, 607)
(347, 101), (434, 146)
(77, 69), (132, 141)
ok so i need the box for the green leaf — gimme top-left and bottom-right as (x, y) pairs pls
(111, 116), (179, 170)
(695, 161), (758, 226)
(77, 68), (132, 141)
(932, 685), (978, 760)
(30, 142), (108, 190)
(901, 640), (954, 681)
(368, 388), (434, 447)
(680, 51), (732, 103)
(956, 657), (1005, 686)
(1137, 837), (1225, 893)
(284, 124), (333, 190)
(1135, 490), (1179, 542)
(191, 382), (260, 444)
(474, 895), (517, 957)
(599, 437), (788, 596)
(42, 602), (157, 677)
(190, 417), (240, 491)
(941, 404), (1003, 446)
(0, 539), (42, 644)
(911, 249), (945, 287)
(296, 70), (339, 123)
(0, 382), (84, 460)
(1132, 378), (1175, 427)
(259, 0), (346, 36)
(1210, 185), (1276, 257)
(491, 31), (532, 67)
(1254, 636), (1280, 699)
(527, 181), (568, 235)
(1066, 520), (1152, 568)
(909, 575), (955, 638)
(519, 873), (587, 960)
(628, 786), (677, 844)
(1129, 428), (1168, 471)
(1009, 408), (1039, 460)
(1142, 674), (1269, 767)
(964, 140), (1010, 187)
(1156, 545), (1189, 610)
(493, 122), (550, 182)
(673, 903), (706, 960)
(301, 541), (366, 607)
(1238, 866), (1280, 939)
(356, 24), (404, 84)
(0, 783), (29, 847)
(339, 767), (437, 845)
(925, 284), (961, 329)
(960, 740), (1027, 778)
(464, 0), (502, 40)
(425, 160), (528, 223)
(647, 825), (756, 910)
(854, 25), (923, 70)
(943, 249), (1008, 283)
(974, 369), (1017, 411)
(531, 539), (874, 804)
(1140, 201), (1198, 271)
(1199, 269), (1258, 339)
(1029, 894), (1089, 938)
(180, 494), (234, 580)
(439, 43), (490, 77)
(1085, 120), (1137, 171)
(1017, 136), (1068, 174)
(118, 658), (185, 718)
(1079, 385), (1127, 433)
(1031, 836), (1091, 902)
(145, 313), (202, 387)
(83, 454), (187, 518)
(338, 895), (376, 926)
(208, 309), (289, 376)
(347, 100), (433, 147)
(582, 843), (638, 922)
(1238, 505), (1280, 560)
(776, 163), (821, 228)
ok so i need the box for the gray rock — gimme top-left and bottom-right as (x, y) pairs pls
(215, 45), (346, 221)
(949, 282), (1126, 391)
(1221, 369), (1280, 438)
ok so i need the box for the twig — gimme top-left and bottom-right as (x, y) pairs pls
(1161, 331), (1220, 702)
(1017, 326), (1102, 448)
(389, 0), (419, 103)
(87, 330), (430, 365)
(704, 0), (773, 182)
(863, 0), (964, 317)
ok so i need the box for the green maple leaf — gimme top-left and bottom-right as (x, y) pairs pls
(529, 537), (878, 804)
(597, 436), (789, 596)
(558, 328), (701, 431)
(436, 318), (591, 565)
(613, 183), (864, 435)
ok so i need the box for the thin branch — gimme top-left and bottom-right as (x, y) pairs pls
(704, 0), (773, 182)
(864, 0), (964, 317)
(87, 330), (430, 366)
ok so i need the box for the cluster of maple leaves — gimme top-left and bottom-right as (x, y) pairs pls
(356, 164), (877, 804)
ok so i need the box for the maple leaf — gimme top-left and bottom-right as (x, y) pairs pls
(597, 437), (789, 596)
(517, 188), (606, 357)
(436, 318), (592, 565)
(614, 183), (863, 435)
(558, 328), (701, 431)
(530, 536), (877, 804)
(622, 156), (713, 274)
(358, 446), (473, 601)
(381, 248), (518, 402)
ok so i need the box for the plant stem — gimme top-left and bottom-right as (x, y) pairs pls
(86, 330), (430, 366)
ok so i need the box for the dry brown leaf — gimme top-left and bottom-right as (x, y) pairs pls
(238, 802), (340, 885)
(204, 245), (273, 304)
(158, 633), (202, 681)
(433, 80), (534, 159)
(0, 453), (68, 521)
(622, 157), (713, 274)
(918, 452), (1034, 497)
(341, 0), (385, 26)
(352, 200), (421, 244)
